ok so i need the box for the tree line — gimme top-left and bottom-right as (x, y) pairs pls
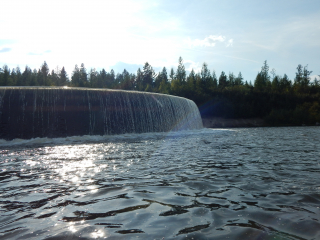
(1, 57), (320, 126)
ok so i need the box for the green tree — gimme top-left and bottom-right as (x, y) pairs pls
(38, 61), (49, 86)
(49, 69), (58, 86)
(254, 72), (264, 90)
(21, 66), (32, 86)
(0, 65), (10, 86)
(88, 68), (98, 88)
(106, 69), (115, 88)
(154, 72), (162, 91)
(228, 72), (235, 86)
(271, 75), (280, 92)
(10, 68), (17, 85)
(302, 65), (312, 88)
(254, 60), (271, 91)
(234, 72), (243, 86)
(195, 72), (203, 95)
(294, 64), (312, 92)
(135, 68), (143, 91)
(294, 64), (303, 87)
(59, 67), (68, 86)
(154, 67), (168, 92)
(30, 69), (38, 86)
(212, 70), (218, 88)
(15, 67), (22, 86)
(200, 62), (214, 92)
(169, 68), (175, 81)
(79, 63), (88, 87)
(218, 71), (228, 89)
(261, 60), (270, 83)
(175, 56), (186, 84)
(120, 69), (134, 90)
(171, 57), (187, 95)
(279, 74), (291, 92)
(115, 73), (123, 89)
(98, 68), (107, 88)
(186, 69), (196, 91)
(0, 67), (2, 85)
(71, 64), (80, 87)
(158, 67), (170, 94)
(141, 62), (155, 91)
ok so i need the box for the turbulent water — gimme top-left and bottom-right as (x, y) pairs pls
(0, 127), (320, 240)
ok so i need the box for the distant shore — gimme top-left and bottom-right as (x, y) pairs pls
(202, 117), (265, 128)
(202, 117), (320, 128)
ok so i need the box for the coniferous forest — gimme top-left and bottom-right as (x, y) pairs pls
(1, 57), (320, 126)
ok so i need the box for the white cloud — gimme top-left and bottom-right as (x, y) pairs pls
(184, 60), (202, 73)
(226, 39), (233, 47)
(185, 35), (234, 48)
(310, 75), (320, 81)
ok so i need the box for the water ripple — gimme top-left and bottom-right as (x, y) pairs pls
(0, 127), (320, 239)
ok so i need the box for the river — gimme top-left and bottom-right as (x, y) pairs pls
(0, 127), (319, 239)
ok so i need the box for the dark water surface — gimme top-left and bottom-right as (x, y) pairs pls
(1, 127), (320, 239)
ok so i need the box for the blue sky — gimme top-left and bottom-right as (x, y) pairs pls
(1, 0), (320, 82)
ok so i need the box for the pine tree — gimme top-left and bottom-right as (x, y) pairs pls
(169, 68), (175, 81)
(294, 64), (303, 86)
(115, 73), (123, 89)
(254, 72), (264, 90)
(10, 68), (16, 86)
(302, 65), (312, 87)
(0, 67), (2, 86)
(271, 75), (280, 92)
(22, 66), (32, 86)
(0, 65), (10, 86)
(154, 72), (162, 92)
(40, 61), (49, 86)
(99, 68), (107, 88)
(212, 70), (218, 88)
(107, 69), (115, 88)
(79, 63), (88, 87)
(234, 72), (243, 85)
(187, 69), (196, 90)
(49, 69), (58, 86)
(59, 67), (68, 86)
(88, 68), (98, 88)
(135, 68), (143, 91)
(175, 57), (186, 84)
(121, 69), (133, 90)
(201, 63), (211, 81)
(279, 74), (291, 92)
(260, 60), (270, 84)
(158, 67), (169, 93)
(254, 61), (271, 91)
(15, 67), (22, 86)
(71, 64), (80, 87)
(218, 71), (228, 88)
(30, 69), (38, 86)
(142, 62), (155, 91)
(294, 64), (312, 92)
(228, 72), (235, 86)
(200, 63), (214, 91)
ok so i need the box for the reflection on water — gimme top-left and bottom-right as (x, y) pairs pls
(0, 127), (320, 239)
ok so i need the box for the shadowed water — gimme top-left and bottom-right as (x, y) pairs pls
(0, 127), (320, 239)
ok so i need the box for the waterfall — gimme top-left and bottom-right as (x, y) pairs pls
(0, 87), (203, 140)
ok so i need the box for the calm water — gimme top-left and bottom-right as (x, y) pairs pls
(0, 127), (320, 240)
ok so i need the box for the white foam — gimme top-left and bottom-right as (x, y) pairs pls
(0, 128), (226, 148)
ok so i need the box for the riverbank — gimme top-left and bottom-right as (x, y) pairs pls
(202, 117), (265, 128)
